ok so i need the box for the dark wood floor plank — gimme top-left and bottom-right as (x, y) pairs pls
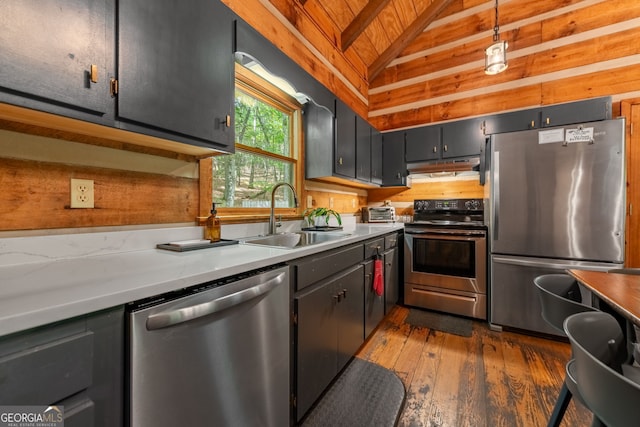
(355, 306), (593, 426)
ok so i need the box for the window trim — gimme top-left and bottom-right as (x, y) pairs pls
(210, 64), (304, 220)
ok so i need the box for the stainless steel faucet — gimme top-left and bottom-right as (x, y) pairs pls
(269, 182), (299, 235)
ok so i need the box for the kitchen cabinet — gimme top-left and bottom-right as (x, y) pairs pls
(356, 114), (372, 182)
(405, 118), (482, 164)
(117, 0), (234, 152)
(484, 96), (612, 134)
(371, 128), (383, 184)
(0, 0), (115, 125)
(293, 243), (365, 421)
(383, 234), (400, 314)
(363, 237), (385, 338)
(335, 99), (356, 178)
(295, 264), (364, 421)
(0, 306), (124, 427)
(405, 125), (441, 162)
(540, 96), (611, 128)
(382, 131), (408, 186)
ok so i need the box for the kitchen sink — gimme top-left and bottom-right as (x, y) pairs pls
(241, 231), (351, 249)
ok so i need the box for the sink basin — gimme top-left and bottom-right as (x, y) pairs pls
(241, 231), (350, 249)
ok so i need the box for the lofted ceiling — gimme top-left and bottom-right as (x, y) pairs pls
(228, 0), (640, 131)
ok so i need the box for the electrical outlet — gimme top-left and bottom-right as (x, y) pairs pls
(70, 179), (94, 208)
(329, 197), (334, 208)
(352, 199), (356, 208)
(307, 195), (313, 209)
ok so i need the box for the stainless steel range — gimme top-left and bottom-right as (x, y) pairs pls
(404, 198), (487, 319)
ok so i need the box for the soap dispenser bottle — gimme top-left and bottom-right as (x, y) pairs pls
(204, 203), (221, 242)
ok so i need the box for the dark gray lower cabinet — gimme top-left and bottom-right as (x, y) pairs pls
(363, 238), (385, 338)
(295, 264), (364, 421)
(0, 306), (124, 427)
(384, 247), (399, 314)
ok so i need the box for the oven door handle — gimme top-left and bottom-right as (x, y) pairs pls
(406, 229), (486, 238)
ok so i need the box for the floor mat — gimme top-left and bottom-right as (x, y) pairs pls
(404, 308), (473, 337)
(302, 358), (405, 427)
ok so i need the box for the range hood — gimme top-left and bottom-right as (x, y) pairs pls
(406, 157), (480, 175)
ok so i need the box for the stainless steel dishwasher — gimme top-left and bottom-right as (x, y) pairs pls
(127, 264), (290, 427)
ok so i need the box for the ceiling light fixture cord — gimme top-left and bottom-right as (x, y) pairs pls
(493, 0), (500, 42)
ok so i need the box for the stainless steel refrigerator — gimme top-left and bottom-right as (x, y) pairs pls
(489, 118), (626, 336)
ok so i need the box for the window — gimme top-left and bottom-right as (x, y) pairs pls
(212, 65), (302, 213)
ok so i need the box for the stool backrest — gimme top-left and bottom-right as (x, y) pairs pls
(534, 274), (595, 336)
(564, 312), (640, 427)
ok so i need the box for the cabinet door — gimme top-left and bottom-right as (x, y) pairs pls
(117, 0), (234, 152)
(363, 260), (385, 338)
(384, 247), (399, 314)
(405, 125), (441, 162)
(295, 280), (339, 420)
(335, 99), (356, 178)
(371, 129), (383, 185)
(356, 115), (371, 182)
(336, 265), (364, 371)
(484, 109), (540, 134)
(441, 118), (484, 159)
(0, 0), (114, 122)
(382, 131), (407, 186)
(541, 96), (612, 127)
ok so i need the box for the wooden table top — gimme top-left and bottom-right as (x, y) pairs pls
(568, 269), (640, 325)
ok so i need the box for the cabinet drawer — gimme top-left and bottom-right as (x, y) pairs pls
(295, 244), (364, 291)
(364, 238), (384, 258)
(0, 331), (94, 405)
(385, 233), (399, 249)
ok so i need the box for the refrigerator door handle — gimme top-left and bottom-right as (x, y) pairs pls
(493, 150), (499, 240)
(491, 255), (619, 271)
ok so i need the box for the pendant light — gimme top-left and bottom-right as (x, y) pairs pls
(485, 0), (508, 75)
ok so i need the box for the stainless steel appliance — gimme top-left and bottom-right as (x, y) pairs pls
(404, 198), (487, 319)
(362, 206), (396, 223)
(127, 265), (290, 427)
(489, 118), (626, 336)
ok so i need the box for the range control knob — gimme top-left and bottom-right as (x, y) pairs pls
(465, 200), (480, 210)
(414, 200), (426, 211)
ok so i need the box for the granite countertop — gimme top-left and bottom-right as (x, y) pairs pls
(0, 223), (403, 336)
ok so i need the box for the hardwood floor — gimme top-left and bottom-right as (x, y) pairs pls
(355, 306), (592, 427)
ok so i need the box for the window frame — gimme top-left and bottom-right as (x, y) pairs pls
(210, 64), (304, 220)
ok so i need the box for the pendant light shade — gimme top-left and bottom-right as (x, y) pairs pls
(485, 0), (508, 75)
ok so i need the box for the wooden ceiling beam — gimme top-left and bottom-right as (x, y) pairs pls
(341, 0), (392, 52)
(367, 0), (455, 81)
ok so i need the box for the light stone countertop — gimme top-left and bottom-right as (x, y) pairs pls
(0, 223), (403, 337)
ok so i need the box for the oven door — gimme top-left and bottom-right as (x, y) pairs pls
(404, 228), (487, 319)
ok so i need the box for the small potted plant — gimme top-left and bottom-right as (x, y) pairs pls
(303, 207), (342, 229)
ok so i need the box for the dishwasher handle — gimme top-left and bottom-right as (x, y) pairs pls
(146, 270), (286, 330)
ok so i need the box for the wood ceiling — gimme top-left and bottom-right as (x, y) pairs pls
(228, 0), (640, 131)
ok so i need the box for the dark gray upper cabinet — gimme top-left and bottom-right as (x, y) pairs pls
(335, 99), (356, 178)
(382, 131), (408, 186)
(405, 118), (482, 163)
(304, 101), (335, 180)
(371, 129), (383, 185)
(440, 117), (484, 159)
(484, 96), (612, 134)
(117, 0), (234, 152)
(405, 125), (441, 162)
(0, 0), (115, 124)
(540, 96), (611, 127)
(356, 115), (372, 182)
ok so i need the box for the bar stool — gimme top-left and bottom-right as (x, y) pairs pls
(564, 311), (640, 427)
(533, 274), (596, 427)
(608, 268), (640, 364)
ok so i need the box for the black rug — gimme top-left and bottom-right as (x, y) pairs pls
(404, 309), (473, 337)
(302, 358), (405, 427)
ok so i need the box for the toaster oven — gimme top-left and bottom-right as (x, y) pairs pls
(362, 206), (396, 223)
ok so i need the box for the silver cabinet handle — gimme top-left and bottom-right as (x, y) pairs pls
(146, 271), (286, 330)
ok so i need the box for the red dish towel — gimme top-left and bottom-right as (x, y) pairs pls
(373, 258), (384, 296)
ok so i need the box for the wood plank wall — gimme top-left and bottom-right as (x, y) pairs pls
(227, 0), (640, 131)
